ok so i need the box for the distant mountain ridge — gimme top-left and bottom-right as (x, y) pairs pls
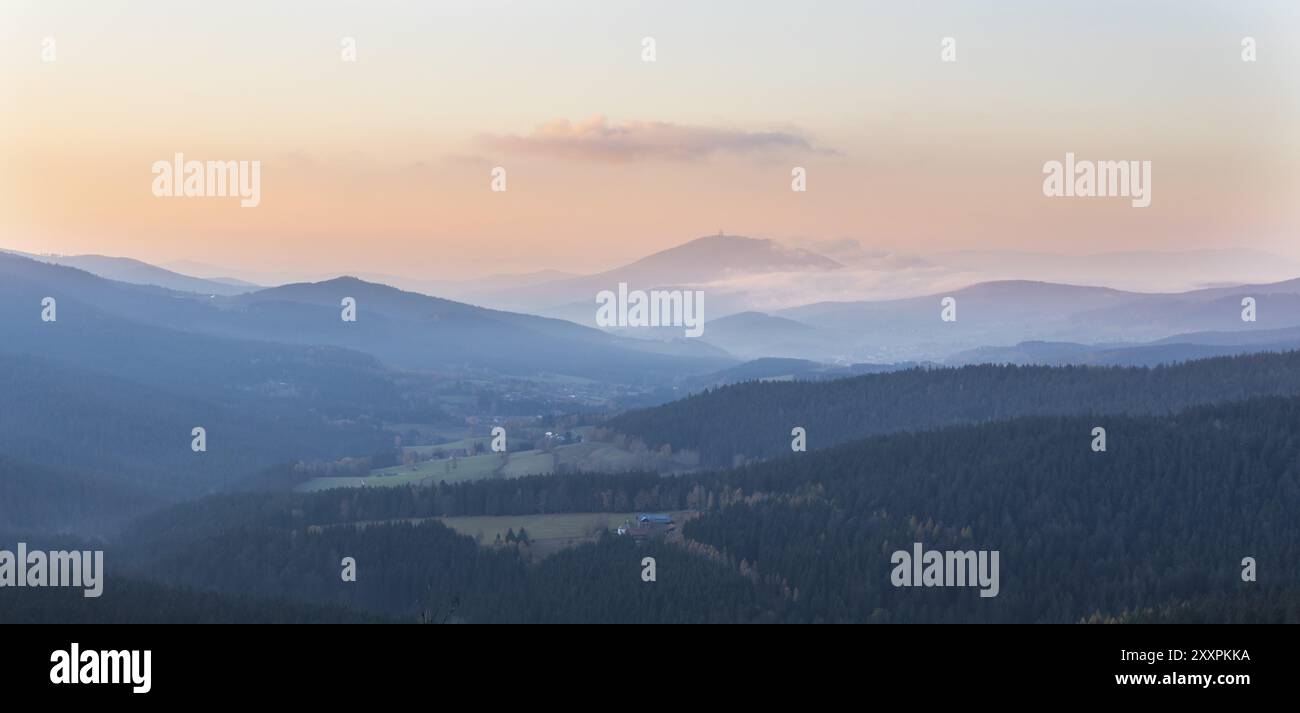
(0, 248), (258, 295)
(465, 234), (844, 320)
(608, 234), (843, 281)
(11, 243), (1300, 367)
(0, 251), (732, 382)
(721, 277), (1300, 363)
(946, 324), (1300, 367)
(0, 250), (735, 532)
(930, 248), (1300, 293)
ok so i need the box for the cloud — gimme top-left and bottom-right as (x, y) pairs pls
(695, 264), (978, 312)
(478, 116), (830, 162)
(783, 236), (936, 269)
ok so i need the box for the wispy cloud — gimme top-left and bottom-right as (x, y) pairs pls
(478, 116), (831, 162)
(695, 263), (978, 312)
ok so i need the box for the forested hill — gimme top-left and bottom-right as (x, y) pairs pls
(608, 350), (1300, 466)
(95, 393), (1300, 623)
(674, 395), (1300, 623)
(0, 457), (161, 535)
(0, 576), (393, 624)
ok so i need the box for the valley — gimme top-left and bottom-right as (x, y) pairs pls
(3, 240), (1300, 624)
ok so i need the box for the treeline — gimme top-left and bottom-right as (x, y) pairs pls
(1109, 586), (1300, 624)
(0, 576), (393, 624)
(607, 350), (1300, 466)
(0, 457), (161, 535)
(111, 520), (761, 623)
(127, 520), (528, 618)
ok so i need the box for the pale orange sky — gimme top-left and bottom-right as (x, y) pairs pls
(2, 0), (1297, 280)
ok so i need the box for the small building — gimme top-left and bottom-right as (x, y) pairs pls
(617, 516), (674, 541)
(627, 524), (675, 542)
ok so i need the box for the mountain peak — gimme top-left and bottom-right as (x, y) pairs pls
(615, 234), (843, 280)
(692, 233), (762, 245)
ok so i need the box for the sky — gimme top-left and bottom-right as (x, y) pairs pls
(2, 0), (1297, 282)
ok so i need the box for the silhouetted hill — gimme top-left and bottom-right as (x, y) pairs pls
(948, 325), (1300, 367)
(219, 277), (733, 378)
(609, 350), (1300, 466)
(472, 234), (843, 317)
(0, 252), (731, 382)
(767, 278), (1300, 361)
(1, 248), (256, 295)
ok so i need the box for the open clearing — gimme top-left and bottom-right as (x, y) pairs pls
(296, 430), (698, 492)
(440, 510), (695, 556)
(296, 449), (552, 492)
(309, 511), (695, 558)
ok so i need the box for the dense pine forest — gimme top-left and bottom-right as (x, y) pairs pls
(6, 382), (1294, 624)
(608, 350), (1300, 466)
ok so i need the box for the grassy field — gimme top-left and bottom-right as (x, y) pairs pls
(499, 450), (555, 477)
(296, 428), (696, 493)
(442, 512), (628, 543)
(296, 448), (555, 492)
(399, 437), (489, 457)
(554, 441), (646, 471)
(307, 510), (695, 557)
(441, 510), (694, 556)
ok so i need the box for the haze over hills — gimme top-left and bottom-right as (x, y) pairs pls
(692, 318), (1300, 381)
(606, 234), (844, 279)
(0, 251), (733, 383)
(693, 311), (836, 361)
(946, 325), (1300, 368)
(0, 249), (736, 532)
(13, 241), (1300, 367)
(215, 277), (733, 378)
(155, 241), (1300, 314)
(731, 278), (1300, 363)
(440, 237), (1300, 359)
(467, 234), (846, 322)
(1, 248), (258, 296)
(0, 255), (413, 518)
(929, 248), (1300, 293)
(6, 243), (1300, 623)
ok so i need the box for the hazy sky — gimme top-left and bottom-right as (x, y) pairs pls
(2, 0), (1297, 280)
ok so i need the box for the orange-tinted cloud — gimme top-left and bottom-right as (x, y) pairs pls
(478, 116), (830, 163)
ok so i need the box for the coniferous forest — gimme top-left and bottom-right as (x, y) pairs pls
(6, 371), (1299, 624)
